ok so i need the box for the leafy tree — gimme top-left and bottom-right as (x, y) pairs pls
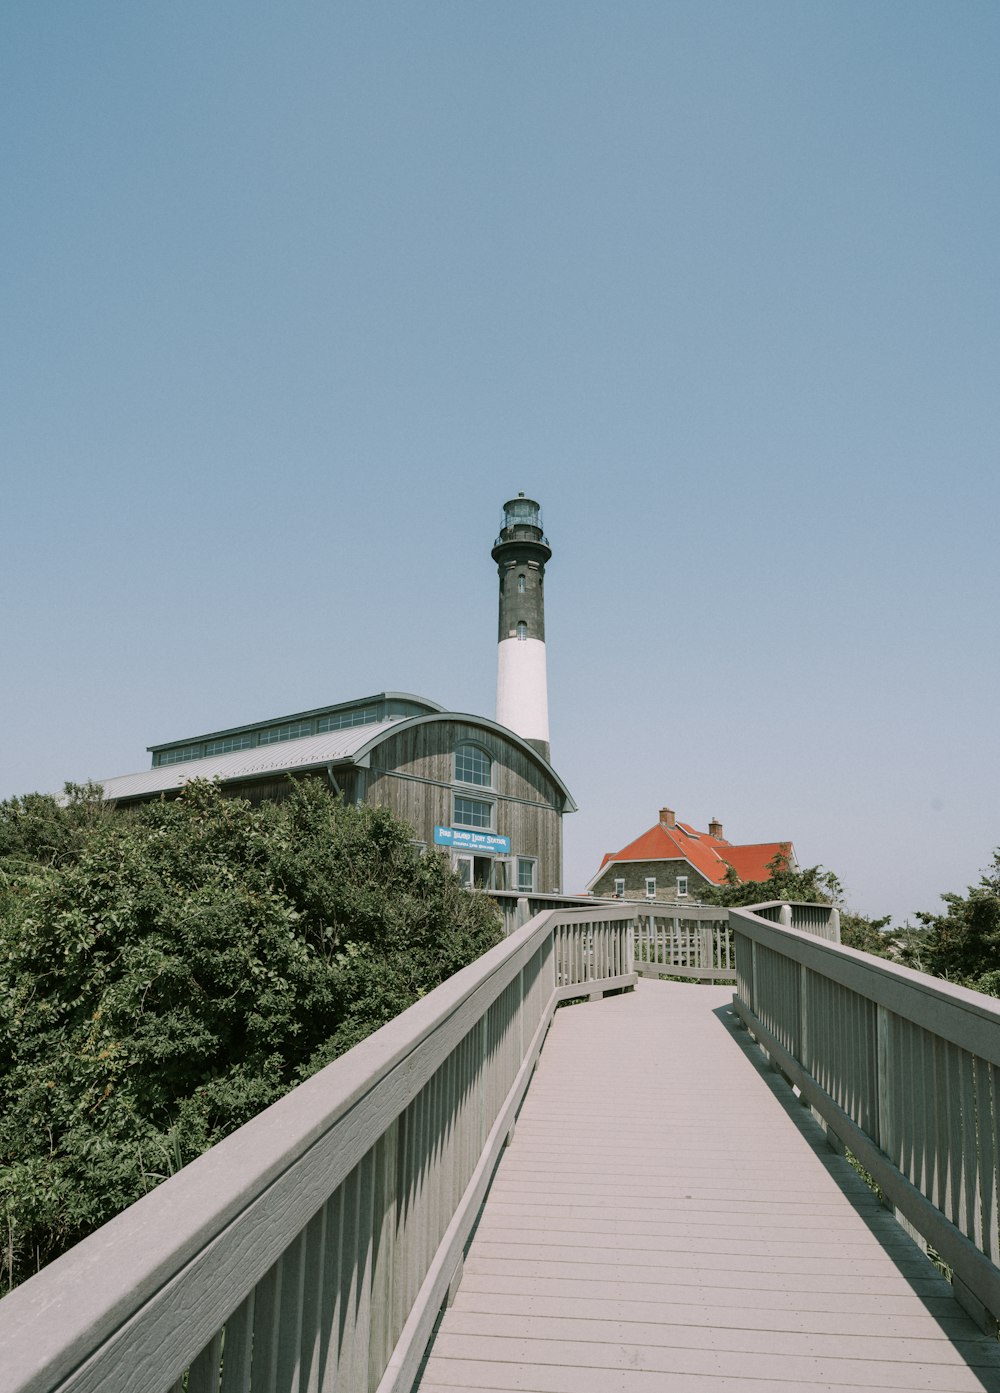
(700, 844), (895, 958)
(839, 911), (893, 957)
(0, 779), (500, 1293)
(915, 850), (1000, 992)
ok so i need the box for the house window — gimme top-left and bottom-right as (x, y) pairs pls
(517, 575), (526, 593)
(677, 875), (688, 897)
(516, 621), (528, 641)
(613, 877), (625, 898)
(454, 744), (492, 787)
(453, 795), (493, 829)
(645, 877), (656, 899)
(517, 857), (536, 892)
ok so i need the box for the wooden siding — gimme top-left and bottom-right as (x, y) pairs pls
(365, 722), (564, 891)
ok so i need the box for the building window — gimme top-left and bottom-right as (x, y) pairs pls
(517, 575), (526, 593)
(516, 621), (528, 641)
(677, 875), (688, 897)
(317, 706), (378, 732)
(454, 743), (492, 787)
(517, 858), (536, 892)
(156, 744), (204, 766)
(453, 795), (493, 829)
(204, 733), (255, 756)
(613, 877), (625, 898)
(258, 720), (314, 745)
(645, 877), (656, 899)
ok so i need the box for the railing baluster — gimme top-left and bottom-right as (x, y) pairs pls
(187, 1331), (223, 1393)
(220, 1291), (255, 1393)
(250, 1256), (281, 1391)
(299, 1203), (325, 1393)
(316, 1190), (342, 1393)
(959, 1049), (978, 1248)
(276, 1229), (307, 1393)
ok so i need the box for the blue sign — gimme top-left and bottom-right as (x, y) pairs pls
(434, 825), (511, 855)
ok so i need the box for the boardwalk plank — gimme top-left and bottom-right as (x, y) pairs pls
(451, 1288), (984, 1340)
(437, 1310), (1000, 1368)
(419, 1358), (987, 1393)
(459, 1270), (965, 1317)
(425, 1332), (1000, 1390)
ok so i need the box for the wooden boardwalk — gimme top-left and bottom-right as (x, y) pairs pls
(417, 980), (1000, 1393)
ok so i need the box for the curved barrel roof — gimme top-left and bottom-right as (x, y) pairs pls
(97, 710), (576, 811)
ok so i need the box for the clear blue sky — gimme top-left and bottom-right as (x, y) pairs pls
(2, 2), (997, 923)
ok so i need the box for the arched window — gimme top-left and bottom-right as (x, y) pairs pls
(516, 621), (528, 641)
(517, 574), (526, 593)
(454, 743), (492, 787)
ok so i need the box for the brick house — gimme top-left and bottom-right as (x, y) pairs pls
(587, 806), (796, 902)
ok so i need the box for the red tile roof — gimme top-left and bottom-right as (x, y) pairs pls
(595, 819), (793, 887)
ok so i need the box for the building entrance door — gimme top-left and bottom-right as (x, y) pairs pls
(454, 853), (508, 890)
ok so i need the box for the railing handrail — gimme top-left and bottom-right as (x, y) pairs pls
(732, 904), (1000, 1061)
(0, 907), (635, 1393)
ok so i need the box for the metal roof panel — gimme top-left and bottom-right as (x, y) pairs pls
(99, 720), (403, 802)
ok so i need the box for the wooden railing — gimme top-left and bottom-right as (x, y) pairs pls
(731, 903), (1000, 1329)
(749, 899), (841, 940)
(0, 907), (633, 1393)
(629, 900), (838, 982)
(633, 909), (735, 981)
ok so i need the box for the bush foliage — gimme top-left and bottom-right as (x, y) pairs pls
(0, 779), (500, 1293)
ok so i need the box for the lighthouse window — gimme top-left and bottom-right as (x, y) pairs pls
(516, 621), (528, 641)
(453, 795), (493, 829)
(454, 744), (492, 787)
(517, 575), (526, 592)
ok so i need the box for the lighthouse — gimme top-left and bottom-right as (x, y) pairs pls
(492, 494), (552, 763)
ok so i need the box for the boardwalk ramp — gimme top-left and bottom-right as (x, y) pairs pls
(419, 980), (1000, 1393)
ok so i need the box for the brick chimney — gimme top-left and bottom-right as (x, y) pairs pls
(659, 807), (676, 829)
(708, 818), (723, 840)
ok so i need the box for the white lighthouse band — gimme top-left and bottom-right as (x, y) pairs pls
(496, 634), (550, 749)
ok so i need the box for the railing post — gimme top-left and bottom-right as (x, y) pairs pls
(779, 902), (792, 929)
(626, 918), (635, 976)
